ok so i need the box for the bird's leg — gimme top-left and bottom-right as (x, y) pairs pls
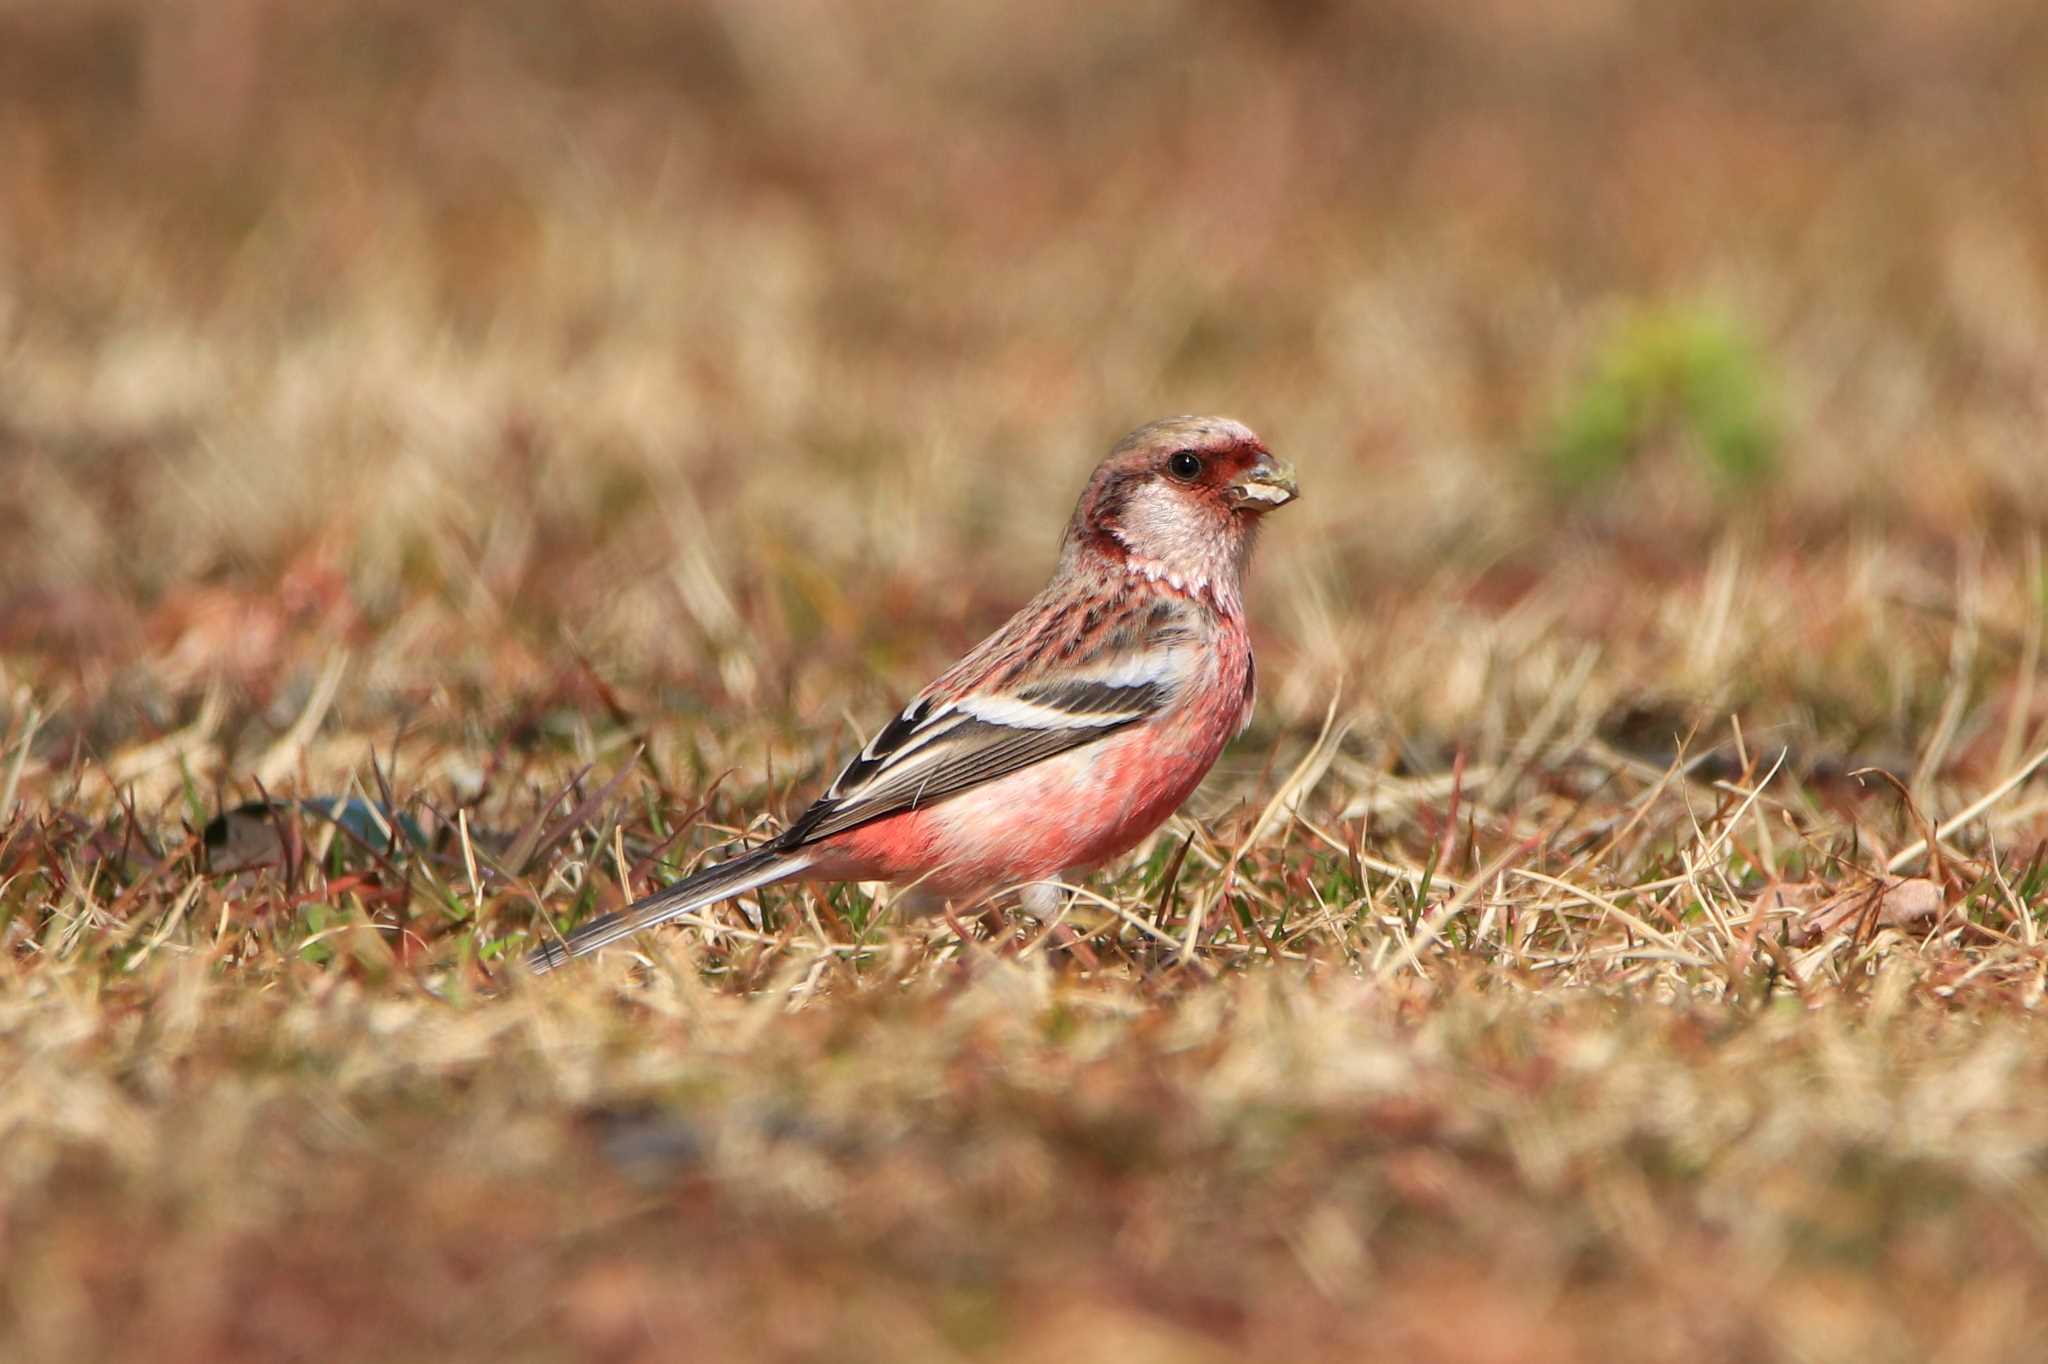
(1016, 880), (1067, 922)
(912, 885), (1001, 955)
(896, 883), (945, 917)
(1016, 879), (1100, 969)
(939, 901), (984, 957)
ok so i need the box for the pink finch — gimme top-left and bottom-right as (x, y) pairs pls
(528, 416), (1298, 972)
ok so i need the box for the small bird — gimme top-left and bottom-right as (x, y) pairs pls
(528, 416), (1299, 972)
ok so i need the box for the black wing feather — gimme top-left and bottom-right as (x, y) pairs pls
(1015, 677), (1169, 717)
(770, 594), (1198, 851)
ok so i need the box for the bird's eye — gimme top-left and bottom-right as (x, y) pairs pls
(1167, 450), (1203, 481)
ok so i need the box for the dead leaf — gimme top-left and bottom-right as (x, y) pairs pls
(1784, 877), (1946, 946)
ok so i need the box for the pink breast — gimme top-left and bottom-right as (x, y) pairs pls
(802, 617), (1255, 897)
(813, 659), (1249, 895)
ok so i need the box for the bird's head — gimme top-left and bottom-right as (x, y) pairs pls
(1065, 416), (1298, 608)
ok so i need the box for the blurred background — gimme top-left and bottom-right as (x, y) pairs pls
(8, 9), (2048, 1362)
(2, 0), (2046, 787)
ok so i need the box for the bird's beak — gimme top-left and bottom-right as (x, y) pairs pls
(1230, 455), (1299, 511)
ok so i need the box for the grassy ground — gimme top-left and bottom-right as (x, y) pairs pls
(5, 2), (2048, 1359)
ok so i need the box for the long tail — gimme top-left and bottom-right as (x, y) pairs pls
(525, 845), (815, 974)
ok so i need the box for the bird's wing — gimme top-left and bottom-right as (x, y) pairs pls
(776, 592), (1202, 846)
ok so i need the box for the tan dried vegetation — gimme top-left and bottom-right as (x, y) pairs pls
(4, 2), (2048, 1360)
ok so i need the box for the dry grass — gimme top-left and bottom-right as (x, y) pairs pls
(5, 2), (2048, 1360)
